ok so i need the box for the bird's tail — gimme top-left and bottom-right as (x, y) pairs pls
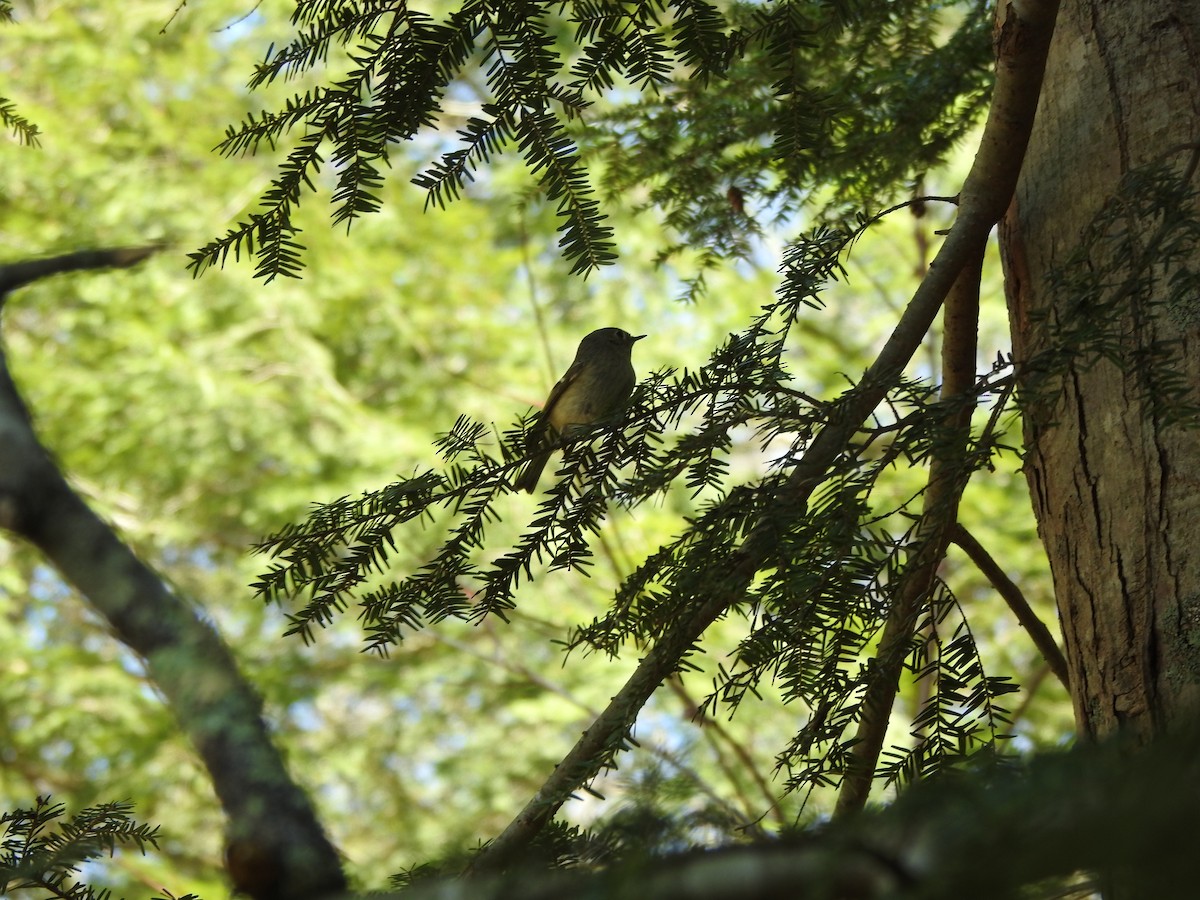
(514, 450), (551, 493)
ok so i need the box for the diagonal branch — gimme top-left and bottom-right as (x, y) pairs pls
(951, 523), (1070, 688)
(0, 250), (344, 900)
(467, 0), (1062, 872)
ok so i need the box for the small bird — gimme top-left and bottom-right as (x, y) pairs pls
(514, 327), (646, 493)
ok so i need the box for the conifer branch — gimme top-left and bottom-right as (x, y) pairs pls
(0, 797), (161, 897)
(468, 0), (1061, 869)
(198, 1), (995, 278)
(0, 95), (40, 146)
(467, 566), (746, 874)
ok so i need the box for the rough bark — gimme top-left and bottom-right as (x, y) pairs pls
(1001, 0), (1200, 742)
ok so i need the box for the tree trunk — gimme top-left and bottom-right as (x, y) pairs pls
(1001, 0), (1200, 743)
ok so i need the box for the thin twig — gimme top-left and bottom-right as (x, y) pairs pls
(665, 675), (786, 832)
(951, 523), (1070, 688)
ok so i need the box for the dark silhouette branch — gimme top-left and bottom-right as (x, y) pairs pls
(0, 246), (162, 300)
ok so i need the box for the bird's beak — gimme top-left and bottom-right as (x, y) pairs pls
(632, 334), (647, 342)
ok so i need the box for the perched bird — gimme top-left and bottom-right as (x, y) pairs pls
(514, 327), (646, 492)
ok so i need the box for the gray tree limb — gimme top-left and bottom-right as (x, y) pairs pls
(0, 249), (344, 900)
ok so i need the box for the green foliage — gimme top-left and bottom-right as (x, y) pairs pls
(0, 797), (175, 900)
(192, 0), (992, 282)
(2, 0), (621, 890)
(0, 0), (1080, 893)
(593, 1), (993, 292)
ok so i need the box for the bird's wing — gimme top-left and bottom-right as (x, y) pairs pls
(536, 359), (585, 437)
